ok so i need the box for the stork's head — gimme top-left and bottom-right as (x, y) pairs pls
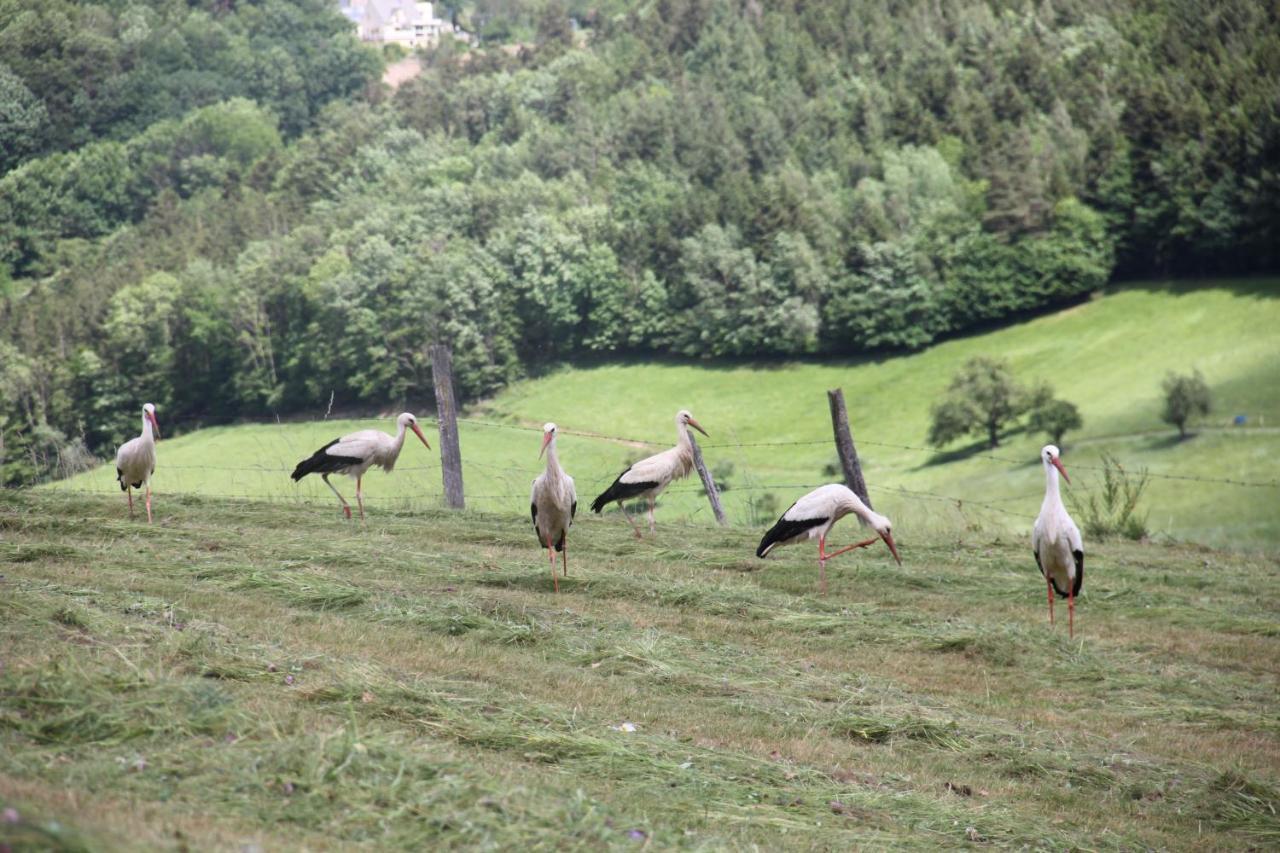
(1040, 444), (1069, 484)
(677, 409), (708, 437)
(142, 403), (160, 439)
(866, 509), (902, 566)
(540, 422), (557, 458)
(399, 412), (431, 450)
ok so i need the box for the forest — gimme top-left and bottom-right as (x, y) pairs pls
(1, 0), (1277, 485)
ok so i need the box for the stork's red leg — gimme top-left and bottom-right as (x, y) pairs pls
(546, 534), (558, 593)
(562, 533), (568, 577)
(145, 484), (152, 524)
(818, 535), (828, 597)
(824, 537), (880, 559)
(356, 475), (365, 520)
(1068, 584), (1075, 639)
(1047, 578), (1055, 626)
(647, 498), (656, 533)
(126, 487), (134, 516)
(322, 474), (352, 519)
(619, 503), (643, 538)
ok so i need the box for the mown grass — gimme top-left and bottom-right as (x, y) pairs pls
(49, 278), (1280, 549)
(2, 489), (1277, 850)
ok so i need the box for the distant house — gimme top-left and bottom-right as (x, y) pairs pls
(339, 0), (460, 47)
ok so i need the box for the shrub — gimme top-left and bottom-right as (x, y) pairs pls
(1068, 452), (1149, 540)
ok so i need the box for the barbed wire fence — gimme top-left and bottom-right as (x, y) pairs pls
(29, 385), (1279, 537)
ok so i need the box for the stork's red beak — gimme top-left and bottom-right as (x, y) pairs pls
(1051, 456), (1070, 484)
(882, 531), (902, 565)
(687, 417), (708, 437)
(148, 411), (160, 440)
(411, 422), (431, 450)
(539, 431), (553, 458)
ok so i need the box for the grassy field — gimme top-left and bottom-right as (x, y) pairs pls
(2, 489), (1278, 849)
(52, 278), (1280, 549)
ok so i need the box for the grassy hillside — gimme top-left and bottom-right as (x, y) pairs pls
(52, 279), (1280, 549)
(3, 490), (1278, 849)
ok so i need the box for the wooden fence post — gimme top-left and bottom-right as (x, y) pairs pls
(430, 344), (465, 509)
(689, 433), (727, 526)
(827, 388), (872, 508)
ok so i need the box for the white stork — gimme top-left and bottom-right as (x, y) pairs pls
(530, 423), (576, 592)
(290, 412), (430, 519)
(1032, 444), (1084, 637)
(115, 403), (160, 523)
(590, 409), (708, 537)
(756, 484), (901, 595)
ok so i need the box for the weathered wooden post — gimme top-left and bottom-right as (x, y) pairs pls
(429, 344), (465, 509)
(827, 388), (872, 508)
(688, 433), (727, 526)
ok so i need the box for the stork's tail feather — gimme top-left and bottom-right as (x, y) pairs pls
(756, 512), (824, 559)
(117, 468), (126, 491)
(756, 522), (787, 559)
(291, 439), (361, 481)
(590, 473), (656, 513)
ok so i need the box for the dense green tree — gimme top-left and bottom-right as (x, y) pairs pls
(927, 357), (1029, 450)
(1161, 370), (1212, 439)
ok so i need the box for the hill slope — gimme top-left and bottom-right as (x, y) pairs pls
(2, 490), (1278, 849)
(52, 279), (1280, 549)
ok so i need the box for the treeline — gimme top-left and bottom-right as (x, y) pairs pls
(1, 0), (1277, 485)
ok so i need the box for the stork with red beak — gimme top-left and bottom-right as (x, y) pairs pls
(1032, 444), (1084, 637)
(590, 409), (708, 537)
(756, 484), (901, 595)
(290, 412), (430, 519)
(115, 403), (160, 522)
(530, 423), (576, 592)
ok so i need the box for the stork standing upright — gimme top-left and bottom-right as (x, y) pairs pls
(590, 409), (708, 537)
(116, 403), (160, 523)
(530, 423), (576, 592)
(756, 484), (901, 595)
(290, 412), (430, 519)
(1033, 444), (1084, 637)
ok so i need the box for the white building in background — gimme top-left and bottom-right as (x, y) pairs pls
(339, 0), (458, 47)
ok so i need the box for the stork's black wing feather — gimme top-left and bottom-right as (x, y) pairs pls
(1072, 549), (1084, 597)
(571, 500), (577, 520)
(590, 469), (658, 513)
(291, 438), (363, 481)
(756, 511), (828, 558)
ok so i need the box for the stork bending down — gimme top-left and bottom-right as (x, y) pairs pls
(756, 484), (901, 595)
(1033, 444), (1084, 637)
(290, 412), (430, 519)
(590, 410), (708, 537)
(530, 423), (576, 592)
(116, 403), (160, 522)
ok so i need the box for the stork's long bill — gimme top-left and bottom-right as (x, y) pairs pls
(411, 422), (431, 450)
(147, 409), (160, 440)
(1051, 456), (1070, 484)
(881, 531), (902, 565)
(539, 430), (553, 458)
(686, 417), (708, 437)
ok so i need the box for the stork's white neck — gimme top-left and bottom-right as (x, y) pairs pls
(543, 439), (564, 480)
(141, 413), (155, 442)
(1041, 459), (1064, 512)
(675, 419), (693, 449)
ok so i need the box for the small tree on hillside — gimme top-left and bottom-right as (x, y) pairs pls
(1161, 369), (1211, 439)
(1027, 391), (1083, 446)
(927, 356), (1028, 449)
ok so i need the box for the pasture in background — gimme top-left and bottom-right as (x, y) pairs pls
(52, 280), (1280, 549)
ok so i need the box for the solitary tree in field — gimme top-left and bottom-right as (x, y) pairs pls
(927, 357), (1028, 449)
(1027, 382), (1084, 446)
(1161, 370), (1211, 439)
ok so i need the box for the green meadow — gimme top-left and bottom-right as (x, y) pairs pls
(2, 490), (1277, 849)
(52, 279), (1280, 548)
